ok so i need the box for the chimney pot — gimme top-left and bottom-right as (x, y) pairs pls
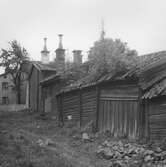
(73, 50), (83, 65)
(55, 34), (65, 72)
(41, 37), (50, 64)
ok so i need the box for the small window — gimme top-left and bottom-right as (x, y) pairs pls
(2, 82), (8, 90)
(2, 97), (9, 104)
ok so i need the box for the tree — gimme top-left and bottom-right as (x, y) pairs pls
(87, 38), (138, 82)
(62, 38), (138, 86)
(0, 40), (29, 104)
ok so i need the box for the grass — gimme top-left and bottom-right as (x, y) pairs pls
(1, 110), (165, 167)
(0, 111), (75, 167)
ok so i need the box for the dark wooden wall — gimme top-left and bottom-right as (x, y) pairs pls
(29, 67), (38, 112)
(57, 81), (156, 141)
(146, 96), (166, 141)
(62, 91), (80, 121)
(57, 81), (142, 141)
(42, 81), (62, 115)
(81, 87), (97, 126)
(98, 84), (139, 140)
(57, 86), (97, 126)
(29, 67), (57, 112)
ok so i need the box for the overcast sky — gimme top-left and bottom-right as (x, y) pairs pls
(0, 0), (166, 62)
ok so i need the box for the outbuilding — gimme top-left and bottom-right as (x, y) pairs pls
(56, 51), (166, 142)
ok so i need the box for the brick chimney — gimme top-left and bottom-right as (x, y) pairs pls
(55, 34), (65, 72)
(41, 38), (50, 64)
(73, 50), (83, 65)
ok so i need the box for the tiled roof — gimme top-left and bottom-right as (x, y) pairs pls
(142, 78), (166, 99)
(56, 71), (128, 95)
(57, 51), (166, 97)
(125, 51), (166, 77)
(138, 51), (166, 99)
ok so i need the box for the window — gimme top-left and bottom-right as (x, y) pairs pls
(2, 97), (9, 104)
(2, 82), (8, 90)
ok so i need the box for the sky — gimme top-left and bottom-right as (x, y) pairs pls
(0, 0), (166, 62)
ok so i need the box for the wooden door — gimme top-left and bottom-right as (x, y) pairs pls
(98, 99), (139, 139)
(98, 84), (139, 140)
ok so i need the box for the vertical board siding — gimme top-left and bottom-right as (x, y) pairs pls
(98, 84), (139, 140)
(98, 99), (139, 139)
(148, 98), (166, 141)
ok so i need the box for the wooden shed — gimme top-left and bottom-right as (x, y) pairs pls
(40, 74), (61, 114)
(98, 80), (141, 140)
(140, 53), (166, 141)
(57, 84), (97, 126)
(27, 61), (57, 112)
(56, 51), (166, 141)
(56, 75), (143, 140)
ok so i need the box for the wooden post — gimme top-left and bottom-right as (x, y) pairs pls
(36, 70), (39, 112)
(57, 94), (63, 126)
(138, 87), (143, 140)
(95, 85), (100, 131)
(28, 80), (31, 109)
(144, 99), (149, 141)
(79, 88), (83, 127)
(41, 86), (45, 114)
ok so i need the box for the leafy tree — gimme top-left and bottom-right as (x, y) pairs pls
(0, 40), (29, 104)
(87, 38), (138, 82)
(62, 38), (138, 86)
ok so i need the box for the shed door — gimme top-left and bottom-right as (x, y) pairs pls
(98, 98), (139, 140)
(98, 85), (139, 140)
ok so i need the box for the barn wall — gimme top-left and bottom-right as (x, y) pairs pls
(29, 67), (38, 112)
(38, 72), (43, 112)
(98, 83), (140, 140)
(51, 83), (62, 114)
(57, 81), (143, 140)
(29, 67), (57, 112)
(62, 90), (80, 122)
(57, 86), (97, 126)
(147, 96), (166, 141)
(81, 87), (97, 126)
(20, 80), (27, 104)
(42, 82), (61, 115)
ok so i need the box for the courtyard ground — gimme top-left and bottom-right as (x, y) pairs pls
(0, 110), (166, 167)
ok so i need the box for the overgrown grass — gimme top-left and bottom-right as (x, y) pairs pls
(0, 111), (75, 167)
